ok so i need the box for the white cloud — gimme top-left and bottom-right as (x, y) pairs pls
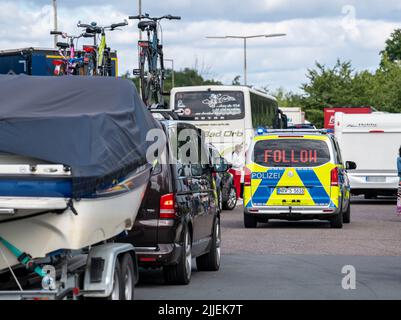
(0, 1), (399, 93)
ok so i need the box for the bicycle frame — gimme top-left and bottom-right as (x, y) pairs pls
(130, 14), (180, 106)
(97, 31), (106, 69)
(52, 34), (84, 76)
(77, 20), (127, 77)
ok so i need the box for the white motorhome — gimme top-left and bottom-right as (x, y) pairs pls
(280, 107), (304, 126)
(334, 112), (401, 198)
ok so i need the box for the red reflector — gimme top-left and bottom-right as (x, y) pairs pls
(369, 130), (384, 133)
(323, 209), (334, 213)
(138, 41), (149, 48)
(52, 60), (64, 66)
(248, 209), (259, 213)
(244, 167), (251, 186)
(331, 167), (339, 186)
(160, 193), (176, 219)
(73, 287), (80, 296)
(140, 257), (157, 262)
(83, 46), (95, 53)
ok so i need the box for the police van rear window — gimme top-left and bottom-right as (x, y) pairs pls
(253, 139), (331, 167)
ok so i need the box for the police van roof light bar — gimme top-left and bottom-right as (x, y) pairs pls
(258, 129), (330, 135)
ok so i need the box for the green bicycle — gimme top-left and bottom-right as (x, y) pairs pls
(77, 20), (128, 76)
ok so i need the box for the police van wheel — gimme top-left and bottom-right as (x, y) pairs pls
(244, 213), (257, 228)
(343, 204), (351, 224)
(330, 212), (343, 229)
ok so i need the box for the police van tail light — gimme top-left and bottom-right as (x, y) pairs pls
(160, 193), (176, 219)
(331, 167), (339, 186)
(244, 167), (251, 186)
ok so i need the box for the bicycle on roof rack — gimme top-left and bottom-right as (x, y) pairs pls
(50, 31), (90, 76)
(77, 20), (128, 76)
(129, 13), (181, 106)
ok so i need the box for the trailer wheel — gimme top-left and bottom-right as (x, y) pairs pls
(107, 260), (124, 300)
(121, 253), (135, 300)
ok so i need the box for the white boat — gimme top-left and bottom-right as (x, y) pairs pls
(0, 155), (150, 271)
(0, 75), (159, 273)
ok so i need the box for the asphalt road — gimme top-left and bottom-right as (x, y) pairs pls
(136, 196), (401, 300)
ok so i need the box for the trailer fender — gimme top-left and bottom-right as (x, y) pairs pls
(83, 243), (137, 298)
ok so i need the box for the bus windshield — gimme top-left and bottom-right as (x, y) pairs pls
(174, 91), (245, 121)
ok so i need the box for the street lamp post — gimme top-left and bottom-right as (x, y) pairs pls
(206, 33), (286, 86)
(52, 0), (58, 48)
(138, 0), (142, 40)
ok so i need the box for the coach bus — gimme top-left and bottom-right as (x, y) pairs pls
(170, 85), (287, 161)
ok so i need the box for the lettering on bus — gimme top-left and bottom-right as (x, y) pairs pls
(264, 149), (318, 164)
(204, 130), (244, 138)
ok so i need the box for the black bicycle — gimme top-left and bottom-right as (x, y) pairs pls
(129, 14), (180, 106)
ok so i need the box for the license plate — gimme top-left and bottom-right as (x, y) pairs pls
(277, 187), (305, 195)
(366, 176), (386, 182)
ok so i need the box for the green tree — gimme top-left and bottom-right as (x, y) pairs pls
(381, 29), (401, 63)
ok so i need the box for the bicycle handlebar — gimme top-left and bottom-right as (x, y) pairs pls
(165, 15), (181, 20)
(77, 21), (93, 29)
(50, 31), (63, 35)
(111, 21), (129, 29)
(77, 20), (128, 33)
(129, 14), (181, 21)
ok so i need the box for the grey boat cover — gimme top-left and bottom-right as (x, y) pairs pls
(0, 75), (159, 197)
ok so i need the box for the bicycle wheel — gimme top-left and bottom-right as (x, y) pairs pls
(104, 49), (113, 77)
(156, 45), (165, 105)
(139, 47), (153, 106)
(85, 53), (96, 76)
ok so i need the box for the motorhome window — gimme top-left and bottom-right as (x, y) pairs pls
(174, 91), (245, 121)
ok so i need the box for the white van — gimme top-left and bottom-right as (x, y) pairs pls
(334, 112), (401, 198)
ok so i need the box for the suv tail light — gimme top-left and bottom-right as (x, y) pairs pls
(331, 167), (339, 186)
(244, 167), (252, 187)
(159, 193), (176, 219)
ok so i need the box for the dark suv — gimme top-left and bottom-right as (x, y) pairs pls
(120, 120), (226, 285)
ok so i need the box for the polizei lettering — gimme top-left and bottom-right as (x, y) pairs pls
(252, 172), (282, 180)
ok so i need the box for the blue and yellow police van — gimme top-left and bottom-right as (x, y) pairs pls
(243, 129), (356, 229)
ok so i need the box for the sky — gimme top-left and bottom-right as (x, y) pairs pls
(0, 0), (400, 92)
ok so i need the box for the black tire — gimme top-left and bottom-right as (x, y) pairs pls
(244, 213), (257, 228)
(106, 260), (124, 300)
(330, 211), (343, 229)
(163, 226), (192, 285)
(139, 48), (152, 105)
(343, 203), (351, 224)
(223, 186), (237, 211)
(156, 47), (165, 104)
(196, 218), (221, 271)
(120, 253), (135, 300)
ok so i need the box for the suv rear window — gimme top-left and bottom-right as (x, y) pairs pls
(253, 139), (331, 167)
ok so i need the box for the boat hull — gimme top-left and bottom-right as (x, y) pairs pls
(0, 170), (149, 272)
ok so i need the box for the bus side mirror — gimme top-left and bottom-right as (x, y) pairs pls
(345, 161), (357, 170)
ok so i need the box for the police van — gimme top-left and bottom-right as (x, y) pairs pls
(243, 130), (356, 229)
